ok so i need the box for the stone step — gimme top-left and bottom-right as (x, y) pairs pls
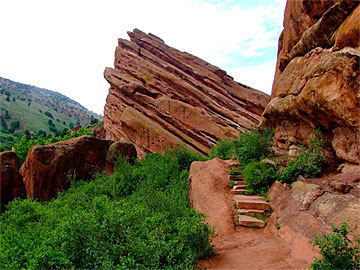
(233, 184), (246, 189)
(234, 195), (266, 201)
(236, 215), (265, 228)
(228, 163), (241, 170)
(234, 180), (245, 185)
(230, 174), (245, 180)
(237, 209), (265, 215)
(234, 196), (270, 211)
(230, 189), (247, 195)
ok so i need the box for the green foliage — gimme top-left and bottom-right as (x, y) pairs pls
(209, 138), (235, 160)
(242, 161), (278, 194)
(0, 149), (214, 269)
(13, 128), (94, 164)
(280, 131), (325, 183)
(311, 222), (360, 270)
(235, 128), (274, 167)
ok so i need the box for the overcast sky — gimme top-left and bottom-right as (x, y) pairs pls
(0, 0), (286, 115)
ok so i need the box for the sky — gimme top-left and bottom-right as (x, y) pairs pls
(0, 0), (286, 115)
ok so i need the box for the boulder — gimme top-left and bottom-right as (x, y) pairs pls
(261, 0), (360, 166)
(105, 141), (137, 174)
(188, 158), (235, 239)
(0, 151), (25, 208)
(19, 136), (125, 200)
(104, 29), (269, 157)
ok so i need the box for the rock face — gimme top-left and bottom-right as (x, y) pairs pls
(0, 151), (25, 207)
(20, 136), (137, 200)
(266, 178), (360, 264)
(104, 29), (269, 157)
(261, 1), (360, 165)
(188, 158), (235, 239)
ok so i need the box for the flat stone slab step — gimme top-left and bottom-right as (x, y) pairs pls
(234, 195), (270, 211)
(230, 189), (247, 195)
(234, 180), (245, 185)
(234, 195), (266, 201)
(230, 175), (245, 180)
(238, 209), (265, 215)
(233, 184), (247, 190)
(236, 215), (265, 228)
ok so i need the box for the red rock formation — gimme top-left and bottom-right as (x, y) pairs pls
(188, 158), (235, 239)
(0, 151), (25, 207)
(261, 1), (360, 166)
(104, 29), (269, 157)
(266, 177), (360, 263)
(105, 141), (137, 174)
(20, 136), (137, 200)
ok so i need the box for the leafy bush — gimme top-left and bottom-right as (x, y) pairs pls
(280, 132), (325, 183)
(235, 128), (274, 167)
(311, 222), (360, 270)
(242, 161), (278, 194)
(1, 149), (214, 269)
(209, 138), (234, 160)
(13, 127), (94, 164)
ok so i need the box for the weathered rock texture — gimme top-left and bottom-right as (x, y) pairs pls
(265, 178), (360, 264)
(104, 29), (269, 157)
(0, 151), (25, 207)
(20, 136), (137, 200)
(261, 1), (360, 165)
(188, 158), (235, 239)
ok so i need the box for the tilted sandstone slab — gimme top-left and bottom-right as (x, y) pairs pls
(104, 29), (269, 157)
(261, 0), (360, 165)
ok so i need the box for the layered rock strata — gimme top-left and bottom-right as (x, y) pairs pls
(260, 1), (360, 166)
(104, 29), (269, 157)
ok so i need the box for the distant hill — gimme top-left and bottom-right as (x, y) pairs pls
(0, 77), (102, 151)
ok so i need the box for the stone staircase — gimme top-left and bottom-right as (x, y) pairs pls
(228, 163), (271, 228)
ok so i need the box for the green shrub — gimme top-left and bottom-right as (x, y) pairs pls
(280, 131), (325, 183)
(311, 222), (360, 270)
(235, 128), (274, 167)
(209, 138), (234, 160)
(242, 161), (278, 194)
(1, 149), (214, 269)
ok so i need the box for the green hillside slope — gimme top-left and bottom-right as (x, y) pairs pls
(0, 77), (102, 151)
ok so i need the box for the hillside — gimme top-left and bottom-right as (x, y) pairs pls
(0, 77), (102, 151)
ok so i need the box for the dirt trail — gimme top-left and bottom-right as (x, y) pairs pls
(199, 227), (309, 270)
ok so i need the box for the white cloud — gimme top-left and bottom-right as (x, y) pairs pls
(227, 62), (276, 95)
(0, 0), (285, 114)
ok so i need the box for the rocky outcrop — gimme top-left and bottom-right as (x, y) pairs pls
(188, 158), (235, 239)
(266, 177), (360, 264)
(104, 29), (269, 157)
(0, 151), (25, 208)
(20, 136), (137, 200)
(261, 0), (359, 165)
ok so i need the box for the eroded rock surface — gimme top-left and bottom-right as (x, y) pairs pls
(188, 158), (235, 239)
(0, 151), (25, 207)
(20, 136), (136, 200)
(266, 179), (360, 264)
(104, 29), (269, 157)
(261, 0), (360, 165)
